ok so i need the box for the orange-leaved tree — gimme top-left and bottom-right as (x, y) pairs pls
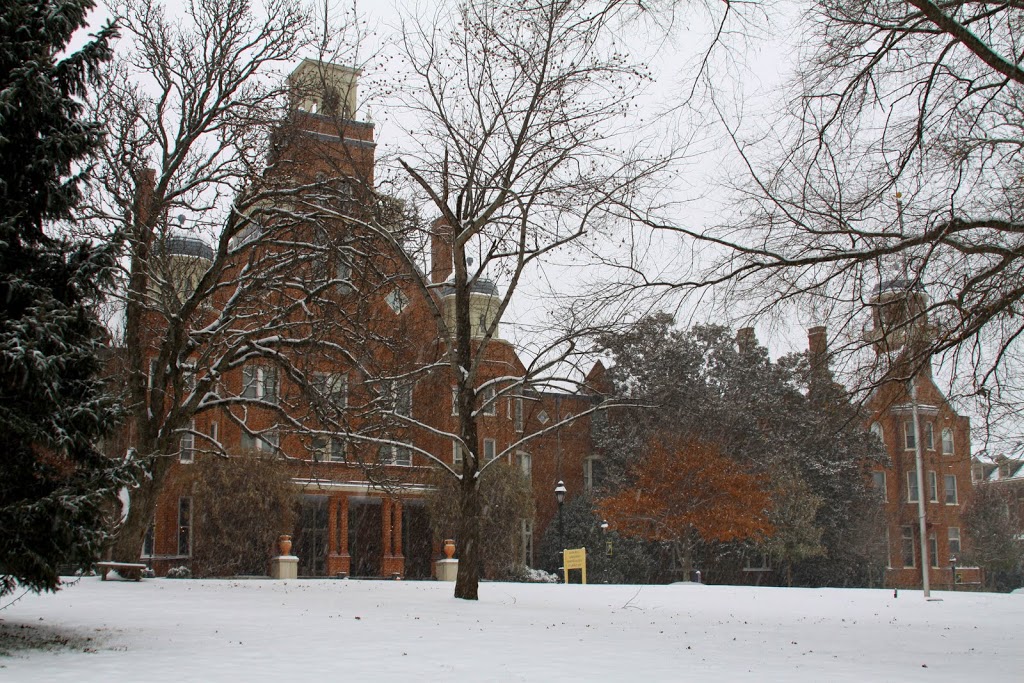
(597, 434), (773, 580)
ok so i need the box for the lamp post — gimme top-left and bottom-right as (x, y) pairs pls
(950, 555), (958, 591)
(555, 480), (566, 564)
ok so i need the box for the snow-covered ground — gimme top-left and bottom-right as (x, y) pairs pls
(1, 577), (1021, 681)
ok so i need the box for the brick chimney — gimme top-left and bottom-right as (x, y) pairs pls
(431, 217), (453, 284)
(807, 325), (831, 386)
(736, 327), (757, 354)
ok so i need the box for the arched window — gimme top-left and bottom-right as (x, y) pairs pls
(870, 421), (884, 443)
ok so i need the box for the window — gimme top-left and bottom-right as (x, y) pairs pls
(948, 527), (961, 556)
(904, 421), (916, 450)
(928, 471), (938, 502)
(210, 420), (219, 445)
(483, 438), (497, 461)
(901, 526), (916, 567)
(929, 532), (939, 568)
(452, 440), (464, 467)
(871, 471), (887, 500)
(313, 372), (348, 409)
(480, 385), (497, 416)
(148, 358), (162, 390)
(178, 497), (192, 557)
(520, 519), (534, 567)
(924, 422), (935, 450)
(942, 428), (954, 455)
(385, 287), (408, 314)
(241, 428), (278, 453)
(142, 525), (155, 558)
(870, 421), (884, 443)
(906, 471), (919, 502)
(335, 255), (352, 294)
(242, 365), (278, 403)
(379, 443), (412, 466)
(584, 456), (603, 492)
(517, 452), (532, 479)
(944, 474), (958, 505)
(513, 397), (523, 433)
(311, 435), (346, 462)
(179, 420), (195, 463)
(452, 386), (459, 416)
(383, 380), (412, 417)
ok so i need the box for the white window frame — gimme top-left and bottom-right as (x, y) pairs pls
(584, 456), (601, 492)
(379, 443), (412, 466)
(871, 470), (887, 501)
(870, 421), (884, 443)
(517, 451), (532, 479)
(453, 440), (464, 467)
(929, 532), (939, 568)
(906, 471), (919, 503)
(904, 421), (916, 450)
(241, 428), (278, 454)
(948, 527), (961, 556)
(179, 420), (195, 463)
(520, 518), (534, 567)
(481, 385), (497, 416)
(944, 474), (958, 505)
(313, 372), (348, 408)
(513, 397), (523, 433)
(311, 434), (346, 462)
(451, 386), (459, 416)
(483, 438), (497, 462)
(242, 365), (278, 404)
(942, 428), (954, 455)
(901, 526), (916, 568)
(924, 422), (935, 451)
(928, 470), (938, 502)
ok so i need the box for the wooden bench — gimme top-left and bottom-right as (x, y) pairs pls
(96, 561), (148, 581)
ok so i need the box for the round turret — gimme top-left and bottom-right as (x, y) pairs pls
(440, 278), (501, 339)
(863, 278), (932, 354)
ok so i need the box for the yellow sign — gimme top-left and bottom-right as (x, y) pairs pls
(563, 547), (587, 584)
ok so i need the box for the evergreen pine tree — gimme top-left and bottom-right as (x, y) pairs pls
(0, 0), (136, 597)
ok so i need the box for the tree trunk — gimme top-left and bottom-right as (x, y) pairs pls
(110, 452), (171, 562)
(454, 473), (482, 599)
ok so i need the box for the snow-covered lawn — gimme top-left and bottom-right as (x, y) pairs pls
(1, 577), (1020, 681)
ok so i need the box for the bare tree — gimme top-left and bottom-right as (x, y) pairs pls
(652, 1), (1024, 445)
(359, 0), (679, 600)
(87, 0), (390, 562)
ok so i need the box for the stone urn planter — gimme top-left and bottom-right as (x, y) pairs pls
(278, 534), (293, 556)
(443, 539), (456, 559)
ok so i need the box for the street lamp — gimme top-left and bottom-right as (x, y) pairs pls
(555, 480), (567, 564)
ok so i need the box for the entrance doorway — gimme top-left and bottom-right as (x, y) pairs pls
(295, 495), (328, 577)
(348, 498), (382, 577)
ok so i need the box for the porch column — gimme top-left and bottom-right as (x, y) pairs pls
(327, 495), (350, 577)
(392, 500), (404, 559)
(327, 496), (338, 555)
(381, 498), (393, 557)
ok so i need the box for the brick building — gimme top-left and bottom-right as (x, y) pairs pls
(134, 60), (601, 578)
(858, 280), (981, 589)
